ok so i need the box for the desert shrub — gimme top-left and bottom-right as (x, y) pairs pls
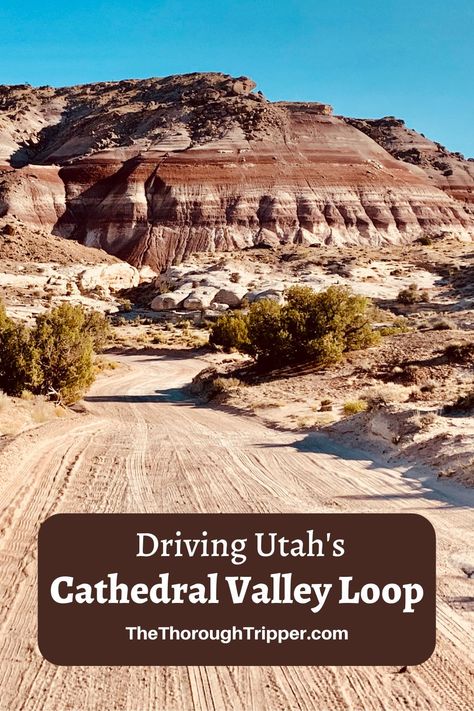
(209, 285), (379, 368)
(0, 300), (11, 330)
(189, 368), (242, 400)
(33, 304), (99, 403)
(443, 341), (474, 364)
(406, 386), (418, 402)
(94, 358), (118, 373)
(31, 398), (54, 423)
(210, 376), (241, 396)
(209, 311), (250, 352)
(378, 317), (411, 337)
(343, 399), (368, 416)
(430, 318), (454, 331)
(417, 235), (433, 246)
(0, 301), (109, 404)
(245, 298), (290, 362)
(0, 320), (42, 396)
(418, 412), (437, 428)
(118, 298), (132, 312)
(392, 364), (421, 385)
(82, 308), (111, 350)
(397, 284), (429, 304)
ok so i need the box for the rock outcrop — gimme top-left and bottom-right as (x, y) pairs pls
(77, 263), (139, 294)
(1, 73), (473, 271)
(345, 116), (474, 206)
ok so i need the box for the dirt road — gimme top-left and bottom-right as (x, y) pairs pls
(0, 354), (473, 710)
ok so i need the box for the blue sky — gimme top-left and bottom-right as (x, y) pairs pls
(1, 0), (472, 156)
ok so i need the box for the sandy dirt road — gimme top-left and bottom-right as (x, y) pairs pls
(0, 353), (473, 711)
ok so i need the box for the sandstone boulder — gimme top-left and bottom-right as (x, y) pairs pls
(255, 229), (281, 249)
(150, 282), (194, 311)
(183, 287), (219, 311)
(213, 285), (249, 307)
(246, 288), (285, 304)
(209, 302), (229, 312)
(77, 263), (139, 294)
(138, 265), (158, 283)
(150, 292), (183, 311)
(230, 77), (257, 95)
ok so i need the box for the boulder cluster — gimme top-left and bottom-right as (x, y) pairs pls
(150, 264), (284, 314)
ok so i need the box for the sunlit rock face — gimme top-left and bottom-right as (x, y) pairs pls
(1, 73), (473, 271)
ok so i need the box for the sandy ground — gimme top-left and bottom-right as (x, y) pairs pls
(0, 353), (473, 711)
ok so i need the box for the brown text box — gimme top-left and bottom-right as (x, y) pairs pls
(38, 513), (435, 665)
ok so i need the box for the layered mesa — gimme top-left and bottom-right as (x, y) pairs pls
(1, 73), (473, 268)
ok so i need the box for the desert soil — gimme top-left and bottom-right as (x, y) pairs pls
(0, 353), (473, 711)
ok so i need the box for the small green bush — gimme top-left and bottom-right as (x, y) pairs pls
(0, 301), (109, 404)
(209, 311), (250, 352)
(378, 317), (411, 336)
(209, 285), (379, 368)
(0, 321), (42, 396)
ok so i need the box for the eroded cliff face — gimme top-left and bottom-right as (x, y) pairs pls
(0, 73), (473, 270)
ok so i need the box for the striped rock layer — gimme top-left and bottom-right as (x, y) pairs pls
(1, 73), (473, 270)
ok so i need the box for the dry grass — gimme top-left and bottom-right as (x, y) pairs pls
(211, 376), (242, 394)
(31, 401), (54, 423)
(343, 399), (368, 416)
(430, 318), (455, 331)
(249, 398), (284, 410)
(361, 384), (411, 410)
(294, 413), (336, 428)
(0, 392), (73, 436)
(95, 358), (121, 373)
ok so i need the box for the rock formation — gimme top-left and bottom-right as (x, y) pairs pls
(0, 73), (473, 271)
(345, 116), (474, 206)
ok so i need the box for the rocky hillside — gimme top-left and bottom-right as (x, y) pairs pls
(0, 73), (473, 271)
(345, 116), (474, 206)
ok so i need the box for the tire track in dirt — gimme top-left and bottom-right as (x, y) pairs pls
(0, 353), (473, 711)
